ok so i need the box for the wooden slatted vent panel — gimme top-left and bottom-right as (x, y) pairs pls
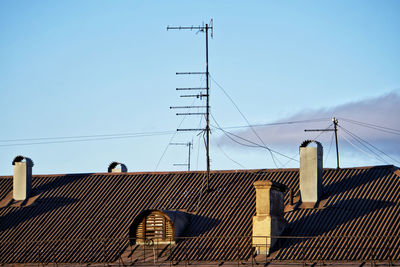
(136, 211), (173, 243)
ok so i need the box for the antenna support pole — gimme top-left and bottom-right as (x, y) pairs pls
(304, 117), (340, 169)
(205, 23), (211, 191)
(333, 117), (340, 169)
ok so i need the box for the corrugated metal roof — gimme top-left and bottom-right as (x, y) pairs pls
(1, 166), (399, 263)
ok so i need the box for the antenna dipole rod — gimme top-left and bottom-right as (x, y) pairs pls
(170, 106), (207, 109)
(176, 87), (207, 91)
(167, 26), (210, 30)
(176, 72), (206, 75)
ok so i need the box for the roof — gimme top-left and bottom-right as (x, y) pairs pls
(1, 166), (400, 263)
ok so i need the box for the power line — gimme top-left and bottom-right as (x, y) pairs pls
(210, 114), (299, 163)
(155, 98), (198, 170)
(338, 117), (400, 136)
(0, 117), (330, 145)
(279, 123), (333, 168)
(216, 143), (247, 169)
(210, 74), (281, 167)
(339, 126), (391, 164)
(305, 118), (340, 169)
(0, 131), (175, 147)
(0, 130), (175, 143)
(340, 130), (386, 164)
(325, 131), (335, 163)
(210, 115), (261, 148)
(339, 125), (400, 165)
(217, 118), (331, 130)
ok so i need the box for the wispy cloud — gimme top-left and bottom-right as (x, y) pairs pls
(217, 91), (400, 165)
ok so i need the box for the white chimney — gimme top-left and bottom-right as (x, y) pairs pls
(299, 140), (323, 204)
(108, 161), (128, 173)
(12, 156), (34, 201)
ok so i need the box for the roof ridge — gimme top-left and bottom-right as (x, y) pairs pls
(0, 165), (395, 179)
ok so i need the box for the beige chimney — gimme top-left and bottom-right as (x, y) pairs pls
(252, 180), (286, 255)
(12, 156), (34, 201)
(108, 161), (128, 173)
(299, 140), (323, 204)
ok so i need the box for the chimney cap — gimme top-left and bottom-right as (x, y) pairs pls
(254, 180), (287, 192)
(12, 155), (34, 167)
(108, 161), (127, 173)
(300, 140), (323, 148)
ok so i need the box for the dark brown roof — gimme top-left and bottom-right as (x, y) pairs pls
(1, 166), (400, 263)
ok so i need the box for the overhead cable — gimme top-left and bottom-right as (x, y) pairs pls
(211, 114), (299, 163)
(338, 117), (400, 136)
(0, 131), (175, 147)
(339, 125), (400, 165)
(210, 74), (281, 167)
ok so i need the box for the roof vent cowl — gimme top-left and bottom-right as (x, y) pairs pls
(299, 140), (323, 204)
(12, 155), (34, 201)
(108, 162), (128, 173)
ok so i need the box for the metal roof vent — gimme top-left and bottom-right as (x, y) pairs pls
(108, 161), (128, 173)
(299, 140), (323, 204)
(12, 155), (34, 201)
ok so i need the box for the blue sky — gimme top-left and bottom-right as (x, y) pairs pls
(1, 1), (399, 175)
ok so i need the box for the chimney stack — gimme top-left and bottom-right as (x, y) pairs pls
(12, 156), (34, 201)
(252, 180), (286, 255)
(108, 162), (128, 173)
(299, 140), (323, 204)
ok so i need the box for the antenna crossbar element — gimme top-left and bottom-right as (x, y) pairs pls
(177, 129), (204, 132)
(176, 87), (207, 91)
(176, 72), (207, 75)
(173, 163), (189, 166)
(167, 26), (212, 30)
(170, 142), (188, 145)
(170, 106), (207, 109)
(180, 94), (209, 98)
(304, 129), (335, 132)
(176, 112), (206, 116)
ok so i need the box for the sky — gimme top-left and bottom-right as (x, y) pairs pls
(0, 0), (399, 175)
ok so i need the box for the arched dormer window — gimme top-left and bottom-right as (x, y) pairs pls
(130, 210), (190, 245)
(136, 211), (174, 242)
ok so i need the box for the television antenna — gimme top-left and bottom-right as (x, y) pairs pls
(167, 19), (213, 190)
(170, 141), (193, 171)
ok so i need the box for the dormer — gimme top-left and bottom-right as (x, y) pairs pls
(130, 210), (190, 245)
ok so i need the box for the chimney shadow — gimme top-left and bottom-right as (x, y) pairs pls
(323, 167), (391, 197)
(273, 198), (395, 255)
(184, 213), (221, 237)
(34, 173), (93, 192)
(169, 214), (221, 261)
(0, 196), (78, 232)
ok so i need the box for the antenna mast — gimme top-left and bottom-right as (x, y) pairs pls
(167, 19), (213, 190)
(170, 142), (193, 171)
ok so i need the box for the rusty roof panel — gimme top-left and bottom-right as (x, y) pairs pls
(1, 166), (400, 262)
